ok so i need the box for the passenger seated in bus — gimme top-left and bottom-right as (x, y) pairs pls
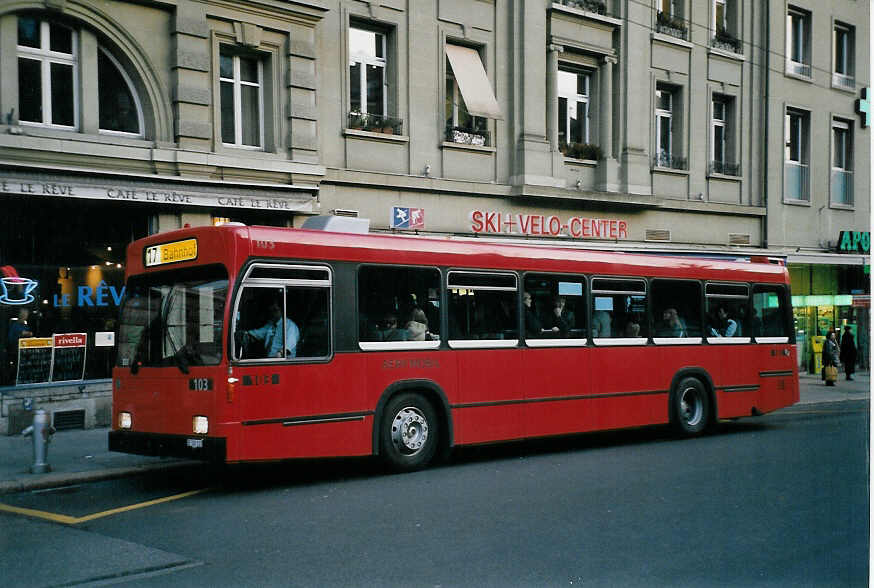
(545, 296), (572, 335)
(523, 292), (557, 338)
(405, 308), (436, 341)
(378, 313), (409, 342)
(242, 302), (300, 358)
(592, 309), (612, 338)
(656, 307), (687, 337)
(623, 320), (640, 338)
(709, 306), (739, 337)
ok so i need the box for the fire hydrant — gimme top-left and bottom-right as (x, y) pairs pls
(21, 409), (55, 474)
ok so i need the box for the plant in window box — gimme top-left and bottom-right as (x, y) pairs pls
(347, 111), (368, 131)
(561, 142), (603, 161)
(561, 0), (607, 15)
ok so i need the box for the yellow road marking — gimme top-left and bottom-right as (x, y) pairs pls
(0, 488), (209, 525)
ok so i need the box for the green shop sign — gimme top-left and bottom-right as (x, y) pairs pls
(837, 231), (870, 253)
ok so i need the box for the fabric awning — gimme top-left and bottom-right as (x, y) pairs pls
(445, 44), (503, 120)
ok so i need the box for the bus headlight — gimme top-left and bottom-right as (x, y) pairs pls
(193, 415), (209, 435)
(119, 412), (132, 429)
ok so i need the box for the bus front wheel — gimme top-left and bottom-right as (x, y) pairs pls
(380, 393), (439, 472)
(671, 377), (710, 435)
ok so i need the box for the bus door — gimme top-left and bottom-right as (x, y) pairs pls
(448, 272), (525, 444)
(521, 274), (592, 437)
(750, 285), (798, 412)
(588, 278), (659, 430)
(232, 266), (354, 460)
(705, 283), (754, 418)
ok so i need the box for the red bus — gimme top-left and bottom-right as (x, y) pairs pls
(109, 223), (798, 470)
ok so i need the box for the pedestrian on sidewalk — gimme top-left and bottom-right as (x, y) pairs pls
(840, 325), (857, 381)
(822, 329), (840, 387)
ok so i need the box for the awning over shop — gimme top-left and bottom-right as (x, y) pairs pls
(787, 252), (870, 266)
(445, 44), (503, 120)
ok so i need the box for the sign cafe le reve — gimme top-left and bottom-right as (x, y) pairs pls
(471, 210), (628, 240)
(0, 176), (314, 212)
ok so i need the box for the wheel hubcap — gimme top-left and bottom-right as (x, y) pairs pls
(680, 387), (703, 427)
(391, 406), (429, 456)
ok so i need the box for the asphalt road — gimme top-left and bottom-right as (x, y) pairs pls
(1, 401), (868, 587)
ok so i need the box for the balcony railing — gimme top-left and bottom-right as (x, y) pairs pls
(446, 126), (491, 147)
(655, 11), (689, 41)
(555, 0), (607, 15)
(831, 169), (854, 206)
(653, 153), (688, 171)
(347, 112), (404, 135)
(832, 72), (856, 90)
(711, 29), (742, 54)
(709, 160), (741, 177)
(784, 161), (810, 201)
(786, 60), (812, 78)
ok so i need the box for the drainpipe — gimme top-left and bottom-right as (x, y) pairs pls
(762, 0), (770, 249)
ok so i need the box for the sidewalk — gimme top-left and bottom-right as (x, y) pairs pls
(0, 372), (868, 495)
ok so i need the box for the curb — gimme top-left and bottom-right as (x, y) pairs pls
(0, 460), (203, 495)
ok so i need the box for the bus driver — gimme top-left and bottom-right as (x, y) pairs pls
(243, 302), (300, 358)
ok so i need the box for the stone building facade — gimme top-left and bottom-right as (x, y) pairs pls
(0, 0), (868, 433)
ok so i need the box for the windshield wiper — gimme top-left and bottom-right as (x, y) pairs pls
(162, 288), (190, 374)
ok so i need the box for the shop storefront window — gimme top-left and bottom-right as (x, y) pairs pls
(2, 264), (125, 386)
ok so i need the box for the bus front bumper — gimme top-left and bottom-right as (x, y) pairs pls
(109, 430), (226, 462)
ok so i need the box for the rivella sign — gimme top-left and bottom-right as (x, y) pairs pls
(470, 210), (628, 240)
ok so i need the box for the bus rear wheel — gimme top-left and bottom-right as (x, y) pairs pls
(672, 377), (710, 435)
(380, 393), (439, 472)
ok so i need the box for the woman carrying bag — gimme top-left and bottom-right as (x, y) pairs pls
(822, 330), (840, 386)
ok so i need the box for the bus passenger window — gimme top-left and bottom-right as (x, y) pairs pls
(752, 285), (789, 339)
(447, 272), (518, 342)
(651, 280), (702, 340)
(358, 266), (441, 344)
(591, 278), (648, 341)
(522, 274), (586, 340)
(705, 283), (749, 339)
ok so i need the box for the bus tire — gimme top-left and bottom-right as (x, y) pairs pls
(671, 377), (710, 436)
(380, 393), (439, 472)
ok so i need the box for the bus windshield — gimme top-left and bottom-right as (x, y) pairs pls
(116, 265), (229, 371)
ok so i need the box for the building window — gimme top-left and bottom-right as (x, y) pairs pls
(710, 96), (738, 176)
(219, 50), (263, 148)
(786, 8), (811, 78)
(349, 27), (385, 117)
(17, 17), (78, 128)
(346, 25), (402, 134)
(784, 108), (810, 202)
(833, 23), (855, 90)
(558, 67), (592, 154)
(831, 119), (853, 206)
(444, 43), (501, 147)
(654, 85), (685, 170)
(98, 49), (142, 136)
(712, 0), (741, 53)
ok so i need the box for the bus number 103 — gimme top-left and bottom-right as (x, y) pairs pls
(189, 378), (213, 391)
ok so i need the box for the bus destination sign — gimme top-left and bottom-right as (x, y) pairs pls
(145, 238), (198, 267)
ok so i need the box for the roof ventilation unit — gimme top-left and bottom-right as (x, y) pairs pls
(301, 215), (370, 234)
